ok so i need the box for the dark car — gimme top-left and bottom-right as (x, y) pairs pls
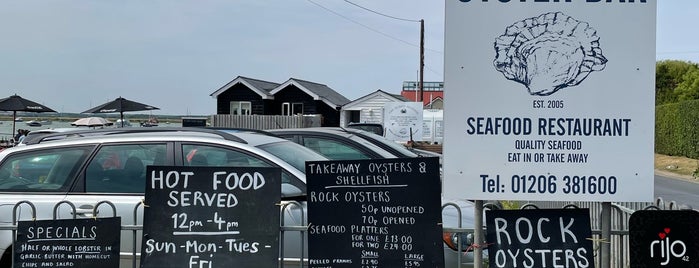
(342, 127), (442, 158)
(346, 122), (384, 136)
(268, 127), (398, 160)
(269, 127), (441, 160)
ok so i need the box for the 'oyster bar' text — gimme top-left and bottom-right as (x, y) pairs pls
(466, 117), (631, 136)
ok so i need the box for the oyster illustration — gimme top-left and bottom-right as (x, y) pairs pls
(494, 12), (607, 96)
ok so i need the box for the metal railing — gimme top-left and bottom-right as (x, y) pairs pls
(1, 199), (687, 268)
(212, 114), (322, 129)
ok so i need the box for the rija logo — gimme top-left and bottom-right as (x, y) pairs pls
(650, 227), (689, 265)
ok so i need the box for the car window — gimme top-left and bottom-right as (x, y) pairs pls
(347, 124), (384, 136)
(256, 141), (328, 173)
(85, 143), (167, 193)
(301, 137), (372, 160)
(354, 131), (419, 158)
(181, 144), (305, 197)
(0, 146), (93, 191)
(183, 144), (270, 167)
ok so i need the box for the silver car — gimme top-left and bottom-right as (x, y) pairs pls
(0, 128), (482, 267)
(0, 130), (325, 266)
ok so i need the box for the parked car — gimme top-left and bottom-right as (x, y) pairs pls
(341, 127), (443, 159)
(0, 128), (482, 267)
(0, 129), (324, 266)
(268, 127), (409, 160)
(346, 122), (384, 136)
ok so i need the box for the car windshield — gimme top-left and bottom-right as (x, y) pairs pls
(256, 140), (327, 173)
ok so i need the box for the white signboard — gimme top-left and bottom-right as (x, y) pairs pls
(443, 1), (656, 202)
(384, 102), (424, 142)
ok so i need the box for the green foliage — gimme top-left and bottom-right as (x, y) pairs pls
(656, 99), (699, 158)
(499, 200), (521, 210)
(676, 68), (699, 101)
(655, 60), (699, 158)
(656, 60), (699, 105)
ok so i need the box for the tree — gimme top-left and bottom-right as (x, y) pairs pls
(656, 60), (699, 105)
(676, 68), (699, 101)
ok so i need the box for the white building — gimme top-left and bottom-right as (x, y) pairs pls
(339, 90), (409, 127)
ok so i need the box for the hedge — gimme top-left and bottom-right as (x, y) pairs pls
(656, 99), (699, 158)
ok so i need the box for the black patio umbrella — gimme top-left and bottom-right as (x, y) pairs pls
(82, 97), (159, 127)
(0, 94), (56, 136)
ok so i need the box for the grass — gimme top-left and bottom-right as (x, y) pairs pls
(655, 153), (699, 179)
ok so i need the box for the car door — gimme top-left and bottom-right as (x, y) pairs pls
(177, 142), (309, 260)
(61, 142), (171, 264)
(0, 145), (96, 265)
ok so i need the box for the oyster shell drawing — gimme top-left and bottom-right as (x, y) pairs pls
(494, 12), (607, 96)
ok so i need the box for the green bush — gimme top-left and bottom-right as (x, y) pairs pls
(656, 99), (699, 158)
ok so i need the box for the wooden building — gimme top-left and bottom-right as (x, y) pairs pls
(210, 76), (350, 127)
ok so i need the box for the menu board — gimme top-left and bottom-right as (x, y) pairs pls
(485, 209), (594, 268)
(14, 217), (121, 268)
(140, 166), (281, 268)
(306, 157), (443, 268)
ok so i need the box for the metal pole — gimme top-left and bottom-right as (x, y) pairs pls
(473, 200), (484, 268)
(419, 19), (424, 103)
(600, 201), (612, 268)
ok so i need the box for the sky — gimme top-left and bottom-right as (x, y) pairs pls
(0, 1), (693, 116)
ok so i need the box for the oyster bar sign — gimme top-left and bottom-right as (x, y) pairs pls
(443, 1), (656, 201)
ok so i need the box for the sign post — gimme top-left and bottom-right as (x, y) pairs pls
(306, 157), (443, 267)
(485, 209), (595, 268)
(140, 166), (281, 268)
(443, 0), (657, 202)
(444, 3), (657, 267)
(383, 102), (424, 142)
(14, 217), (121, 268)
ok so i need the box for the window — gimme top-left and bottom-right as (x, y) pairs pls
(301, 137), (372, 160)
(85, 144), (167, 193)
(0, 146), (93, 191)
(230, 101), (251, 115)
(182, 144), (270, 168)
(282, 102), (303, 115)
(181, 144), (304, 197)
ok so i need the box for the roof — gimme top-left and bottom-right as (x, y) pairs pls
(270, 78), (351, 108)
(341, 89), (409, 110)
(210, 76), (280, 99)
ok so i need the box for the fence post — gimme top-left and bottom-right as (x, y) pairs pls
(600, 201), (611, 268)
(474, 200), (483, 268)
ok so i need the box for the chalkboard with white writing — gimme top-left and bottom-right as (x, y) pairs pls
(140, 166), (281, 268)
(485, 209), (594, 268)
(14, 217), (121, 268)
(306, 157), (444, 268)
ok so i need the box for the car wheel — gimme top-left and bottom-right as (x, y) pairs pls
(0, 246), (12, 267)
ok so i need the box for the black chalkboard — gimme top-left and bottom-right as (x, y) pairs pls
(629, 210), (699, 268)
(485, 209), (594, 268)
(306, 157), (444, 268)
(140, 166), (281, 268)
(14, 217), (121, 268)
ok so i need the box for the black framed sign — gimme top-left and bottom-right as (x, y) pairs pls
(306, 157), (444, 268)
(140, 166), (281, 268)
(485, 209), (594, 268)
(14, 217), (121, 268)
(629, 210), (699, 267)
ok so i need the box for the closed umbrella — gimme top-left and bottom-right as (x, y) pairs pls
(0, 94), (56, 136)
(82, 97), (159, 127)
(71, 117), (113, 128)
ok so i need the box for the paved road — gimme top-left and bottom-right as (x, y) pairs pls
(654, 174), (699, 210)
